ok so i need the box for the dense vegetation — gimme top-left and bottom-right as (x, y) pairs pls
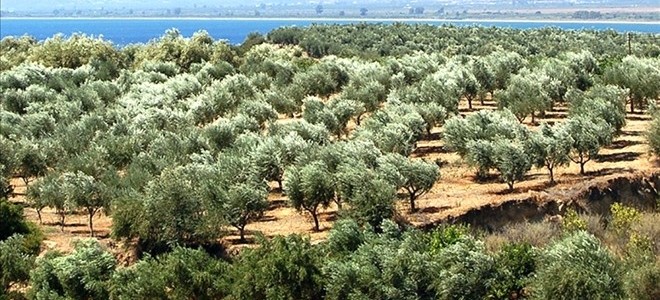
(1, 23), (659, 298)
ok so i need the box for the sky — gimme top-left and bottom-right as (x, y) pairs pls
(1, 1), (655, 13)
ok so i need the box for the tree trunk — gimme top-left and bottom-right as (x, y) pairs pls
(531, 112), (536, 124)
(467, 97), (473, 110)
(580, 161), (586, 175)
(59, 212), (66, 232)
(311, 211), (320, 232)
(630, 97), (634, 113)
(409, 193), (417, 212)
(36, 208), (43, 225)
(356, 114), (363, 126)
(548, 167), (555, 184)
(508, 182), (514, 192)
(88, 208), (98, 237)
(89, 211), (95, 237)
(239, 226), (246, 243)
(277, 179), (283, 191)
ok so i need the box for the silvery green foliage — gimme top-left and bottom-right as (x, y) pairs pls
(567, 84), (628, 132)
(270, 119), (330, 145)
(444, 109), (529, 178)
(433, 237), (498, 300)
(530, 231), (624, 300)
(284, 160), (335, 231)
(560, 115), (613, 174)
(377, 153), (439, 211)
(29, 239), (116, 300)
(327, 96), (365, 137)
(335, 163), (396, 227)
(528, 123), (573, 183)
(495, 69), (551, 123)
(605, 56), (660, 113)
(647, 111), (660, 157)
(486, 50), (526, 90)
(492, 139), (532, 191)
(539, 57), (574, 103)
(140, 166), (224, 247)
(356, 102), (426, 156)
(303, 96), (340, 135)
(324, 220), (438, 300)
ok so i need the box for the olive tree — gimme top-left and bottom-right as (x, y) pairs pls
(222, 183), (269, 242)
(495, 70), (551, 123)
(284, 161), (335, 231)
(444, 109), (528, 178)
(61, 171), (111, 237)
(560, 116), (613, 175)
(604, 56), (660, 113)
(339, 168), (396, 229)
(567, 85), (628, 133)
(377, 153), (440, 212)
(492, 139), (533, 192)
(528, 123), (573, 184)
(530, 231), (624, 300)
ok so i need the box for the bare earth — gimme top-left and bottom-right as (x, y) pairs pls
(10, 98), (659, 254)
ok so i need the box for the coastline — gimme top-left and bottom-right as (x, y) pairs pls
(1, 16), (659, 25)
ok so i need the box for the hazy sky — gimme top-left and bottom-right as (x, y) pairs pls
(1, 1), (655, 13)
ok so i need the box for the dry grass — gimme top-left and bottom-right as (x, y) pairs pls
(10, 98), (660, 254)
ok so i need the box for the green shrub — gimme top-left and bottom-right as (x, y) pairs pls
(561, 209), (587, 233)
(110, 247), (229, 300)
(433, 237), (498, 300)
(429, 224), (471, 254)
(230, 235), (324, 300)
(623, 259), (660, 300)
(29, 239), (116, 300)
(0, 198), (30, 241)
(610, 203), (641, 235)
(489, 242), (537, 299)
(530, 231), (624, 300)
(1, 235), (36, 294)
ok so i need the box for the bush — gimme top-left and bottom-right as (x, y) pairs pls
(433, 237), (498, 300)
(0, 198), (30, 241)
(110, 247), (229, 300)
(489, 242), (537, 299)
(530, 231), (624, 300)
(29, 239), (116, 300)
(230, 235), (325, 300)
(623, 258), (660, 300)
(1, 235), (36, 294)
(561, 209), (587, 233)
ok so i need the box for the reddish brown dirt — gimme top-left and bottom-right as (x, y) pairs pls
(10, 99), (659, 254)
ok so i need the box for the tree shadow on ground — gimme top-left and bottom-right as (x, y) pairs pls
(606, 139), (642, 150)
(621, 130), (644, 137)
(413, 145), (451, 156)
(269, 199), (288, 210)
(595, 152), (641, 163)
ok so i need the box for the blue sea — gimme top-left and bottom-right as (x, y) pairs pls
(1, 18), (658, 45)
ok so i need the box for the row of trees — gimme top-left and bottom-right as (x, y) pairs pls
(5, 211), (658, 300)
(1, 23), (659, 300)
(445, 84), (627, 189)
(1, 27), (658, 248)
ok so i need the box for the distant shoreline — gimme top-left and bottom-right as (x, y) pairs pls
(1, 16), (659, 25)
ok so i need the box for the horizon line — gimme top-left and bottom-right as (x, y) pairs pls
(1, 16), (659, 25)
